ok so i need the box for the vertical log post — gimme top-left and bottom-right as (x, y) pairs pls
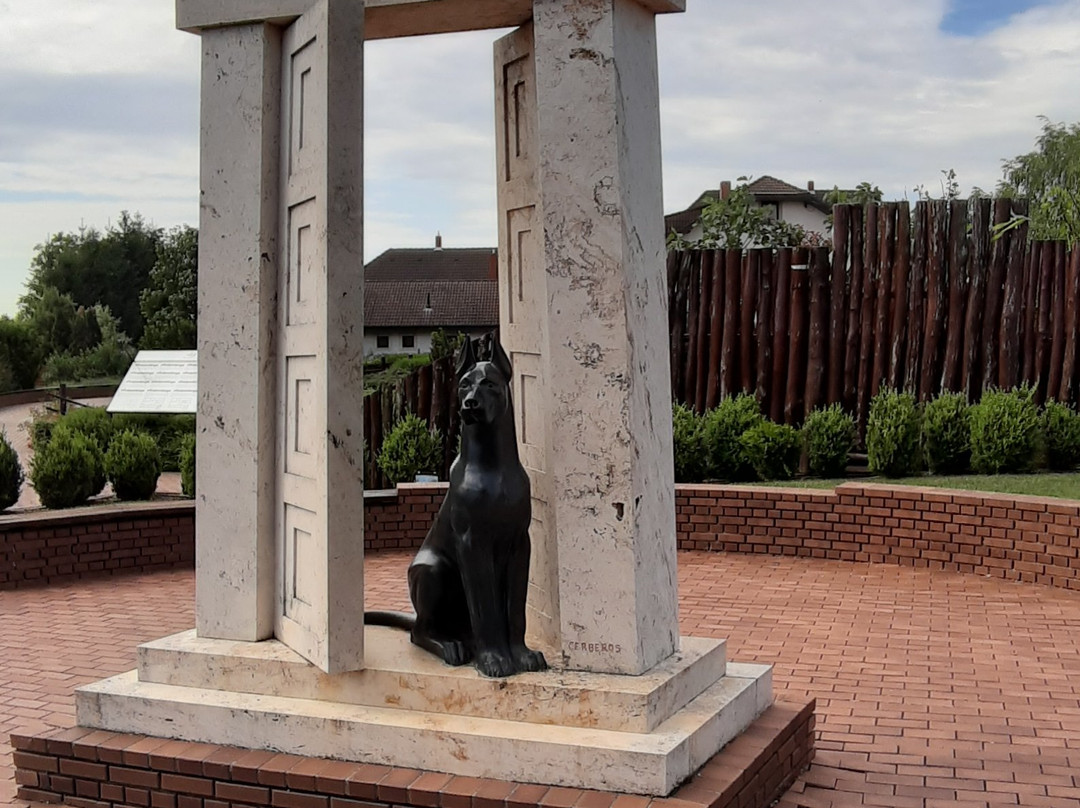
(982, 199), (1011, 390)
(828, 205), (850, 406)
(705, 250), (725, 410)
(805, 246), (831, 415)
(739, 250), (759, 395)
(889, 203), (911, 390)
(962, 198), (991, 399)
(770, 248), (793, 423)
(720, 249), (740, 399)
(785, 249), (809, 425)
(755, 249), (775, 412)
(843, 206), (865, 415)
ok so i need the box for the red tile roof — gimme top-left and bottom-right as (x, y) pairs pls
(364, 248), (499, 329)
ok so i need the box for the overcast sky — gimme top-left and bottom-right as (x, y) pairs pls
(1, 0), (1078, 318)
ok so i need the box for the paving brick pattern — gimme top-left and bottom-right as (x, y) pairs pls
(5, 550), (1080, 807)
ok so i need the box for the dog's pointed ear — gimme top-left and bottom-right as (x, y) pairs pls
(491, 338), (513, 381)
(456, 337), (477, 378)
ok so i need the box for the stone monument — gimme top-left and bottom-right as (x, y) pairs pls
(71, 0), (776, 797)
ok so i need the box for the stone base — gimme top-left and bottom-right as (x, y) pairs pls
(72, 630), (772, 796)
(12, 699), (815, 808)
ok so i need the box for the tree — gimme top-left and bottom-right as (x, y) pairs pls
(140, 225), (198, 350)
(20, 286), (101, 360)
(669, 178), (810, 250)
(997, 117), (1080, 244)
(20, 212), (161, 342)
(0, 317), (40, 391)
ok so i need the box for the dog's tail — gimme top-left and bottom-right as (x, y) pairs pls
(364, 610), (416, 631)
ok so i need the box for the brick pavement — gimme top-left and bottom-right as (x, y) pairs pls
(4, 551), (1080, 807)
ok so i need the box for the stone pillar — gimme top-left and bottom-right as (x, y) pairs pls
(531, 0), (679, 675)
(195, 23), (281, 642)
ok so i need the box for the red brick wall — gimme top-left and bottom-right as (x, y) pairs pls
(0, 502), (194, 590)
(677, 482), (1080, 590)
(4, 482), (1079, 592)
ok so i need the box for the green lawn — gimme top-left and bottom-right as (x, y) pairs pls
(746, 471), (1080, 501)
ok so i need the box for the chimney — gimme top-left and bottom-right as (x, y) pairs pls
(488, 250), (498, 280)
(720, 180), (731, 200)
(435, 232), (443, 250)
(807, 180), (815, 192)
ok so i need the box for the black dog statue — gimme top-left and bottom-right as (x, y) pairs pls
(366, 337), (548, 678)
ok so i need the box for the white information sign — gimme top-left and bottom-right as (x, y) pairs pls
(107, 350), (198, 414)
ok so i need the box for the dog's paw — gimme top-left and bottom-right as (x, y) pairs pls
(441, 640), (472, 666)
(475, 649), (516, 678)
(512, 646), (548, 673)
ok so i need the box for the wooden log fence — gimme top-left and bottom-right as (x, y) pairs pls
(362, 200), (1080, 481)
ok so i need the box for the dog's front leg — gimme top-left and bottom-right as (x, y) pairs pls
(507, 532), (547, 672)
(458, 536), (516, 678)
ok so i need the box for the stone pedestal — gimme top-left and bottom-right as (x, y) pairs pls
(75, 630), (772, 796)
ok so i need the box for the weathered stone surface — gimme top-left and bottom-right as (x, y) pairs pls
(195, 23), (281, 643)
(76, 660), (770, 796)
(137, 629), (727, 733)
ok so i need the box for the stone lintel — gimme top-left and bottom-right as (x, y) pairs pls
(177, 0), (683, 37)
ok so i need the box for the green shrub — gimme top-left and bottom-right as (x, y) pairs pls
(180, 433), (196, 497)
(105, 430), (162, 500)
(672, 402), (706, 483)
(377, 414), (443, 485)
(1042, 400), (1080, 471)
(922, 392), (971, 474)
(866, 388), (921, 477)
(30, 425), (102, 509)
(701, 394), (764, 481)
(30, 416), (57, 451)
(802, 405), (856, 477)
(969, 387), (1040, 474)
(0, 430), (24, 510)
(112, 413), (195, 471)
(739, 421), (801, 481)
(62, 406), (115, 452)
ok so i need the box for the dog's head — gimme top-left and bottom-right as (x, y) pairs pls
(456, 337), (512, 426)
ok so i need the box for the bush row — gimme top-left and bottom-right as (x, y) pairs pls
(867, 386), (1080, 477)
(674, 395), (856, 483)
(25, 406), (198, 509)
(675, 387), (1080, 484)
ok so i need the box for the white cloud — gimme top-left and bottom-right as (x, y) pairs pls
(1, 0), (1079, 318)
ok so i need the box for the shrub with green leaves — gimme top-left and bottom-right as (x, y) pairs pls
(30, 416), (56, 451)
(739, 421), (801, 481)
(969, 387), (1040, 474)
(672, 402), (706, 483)
(62, 406), (115, 451)
(866, 388), (921, 477)
(377, 414), (443, 485)
(1042, 400), (1080, 471)
(802, 405), (856, 477)
(112, 413), (195, 471)
(30, 425), (102, 509)
(180, 432), (196, 497)
(105, 430), (162, 501)
(921, 392), (970, 474)
(0, 430), (24, 510)
(701, 394), (764, 481)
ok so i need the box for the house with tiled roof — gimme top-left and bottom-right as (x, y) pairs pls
(665, 176), (834, 243)
(363, 236), (499, 357)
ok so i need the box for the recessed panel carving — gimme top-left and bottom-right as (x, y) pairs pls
(502, 54), (531, 181)
(506, 206), (536, 326)
(285, 354), (317, 478)
(288, 37), (317, 177)
(287, 199), (318, 325)
(283, 503), (318, 619)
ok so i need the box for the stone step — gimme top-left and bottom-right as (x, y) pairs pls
(75, 660), (772, 796)
(136, 628), (728, 733)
